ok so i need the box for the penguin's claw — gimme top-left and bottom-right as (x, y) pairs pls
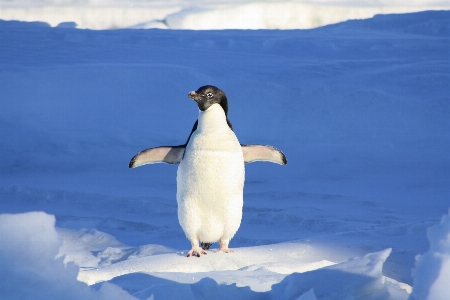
(187, 248), (207, 257)
(217, 247), (234, 253)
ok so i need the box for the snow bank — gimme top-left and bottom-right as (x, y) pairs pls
(163, 2), (447, 30)
(57, 228), (126, 268)
(410, 209), (450, 300)
(0, 212), (136, 300)
(78, 242), (335, 287)
(270, 248), (396, 300)
(1, 0), (449, 29)
(0, 212), (409, 299)
(84, 247), (409, 299)
(0, 5), (178, 29)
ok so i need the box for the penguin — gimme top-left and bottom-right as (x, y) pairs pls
(129, 85), (286, 257)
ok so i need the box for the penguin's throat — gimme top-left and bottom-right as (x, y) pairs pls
(197, 103), (227, 131)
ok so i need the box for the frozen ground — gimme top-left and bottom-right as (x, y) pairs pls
(1, 10), (450, 300)
(1, 0), (450, 29)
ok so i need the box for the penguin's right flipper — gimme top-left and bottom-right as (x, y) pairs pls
(129, 146), (185, 168)
(241, 144), (287, 165)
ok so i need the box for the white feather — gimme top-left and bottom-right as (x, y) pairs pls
(176, 104), (245, 245)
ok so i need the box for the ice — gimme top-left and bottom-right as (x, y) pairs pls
(409, 209), (450, 300)
(0, 212), (136, 300)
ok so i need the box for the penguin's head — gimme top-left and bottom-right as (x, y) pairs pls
(188, 85), (229, 115)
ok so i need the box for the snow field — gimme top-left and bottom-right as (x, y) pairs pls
(0, 211), (413, 299)
(0, 9), (449, 300)
(1, 0), (450, 29)
(4, 208), (448, 299)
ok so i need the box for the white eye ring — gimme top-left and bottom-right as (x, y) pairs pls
(206, 92), (214, 98)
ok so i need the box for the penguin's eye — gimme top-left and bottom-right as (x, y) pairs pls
(206, 92), (214, 99)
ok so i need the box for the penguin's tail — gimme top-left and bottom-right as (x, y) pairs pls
(200, 242), (212, 250)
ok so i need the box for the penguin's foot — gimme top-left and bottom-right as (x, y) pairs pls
(218, 242), (234, 253)
(187, 247), (207, 257)
(217, 247), (234, 253)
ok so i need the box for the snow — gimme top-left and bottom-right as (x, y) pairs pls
(1, 9), (450, 300)
(162, 3), (448, 30)
(1, 0), (450, 29)
(0, 212), (136, 300)
(409, 209), (450, 300)
(0, 213), (409, 299)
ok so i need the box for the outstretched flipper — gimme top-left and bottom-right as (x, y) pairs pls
(129, 146), (185, 168)
(241, 144), (287, 165)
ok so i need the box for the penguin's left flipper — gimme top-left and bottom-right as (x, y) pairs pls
(129, 146), (185, 168)
(241, 145), (287, 165)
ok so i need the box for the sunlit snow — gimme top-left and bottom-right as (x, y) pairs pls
(1, 0), (450, 29)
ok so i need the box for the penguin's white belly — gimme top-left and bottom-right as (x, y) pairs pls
(177, 129), (245, 244)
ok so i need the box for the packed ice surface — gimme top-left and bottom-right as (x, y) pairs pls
(0, 9), (450, 300)
(1, 0), (450, 29)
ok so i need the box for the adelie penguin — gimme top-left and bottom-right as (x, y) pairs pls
(129, 85), (287, 257)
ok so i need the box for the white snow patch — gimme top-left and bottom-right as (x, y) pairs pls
(0, 5), (179, 29)
(410, 208), (450, 300)
(270, 248), (394, 299)
(0, 212), (136, 300)
(57, 228), (176, 269)
(57, 227), (125, 268)
(79, 246), (409, 299)
(78, 242), (333, 286)
(163, 2), (447, 30)
(77, 242), (410, 299)
(1, 0), (449, 29)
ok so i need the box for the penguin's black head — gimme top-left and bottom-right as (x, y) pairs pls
(188, 85), (229, 115)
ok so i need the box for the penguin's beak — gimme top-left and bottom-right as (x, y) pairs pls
(188, 91), (204, 101)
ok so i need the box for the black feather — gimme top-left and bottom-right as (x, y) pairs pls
(200, 242), (213, 250)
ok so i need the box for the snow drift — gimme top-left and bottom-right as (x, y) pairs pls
(410, 209), (450, 300)
(0, 212), (136, 300)
(162, 2), (449, 30)
(0, 212), (410, 299)
(1, 0), (450, 29)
